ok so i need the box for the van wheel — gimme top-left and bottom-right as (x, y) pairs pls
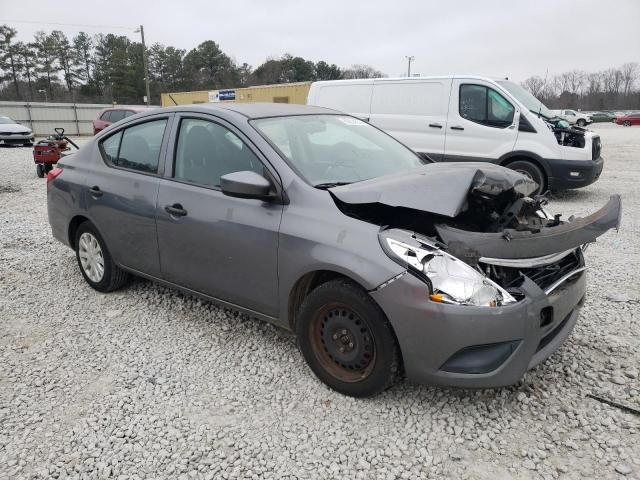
(75, 222), (130, 292)
(296, 279), (401, 397)
(506, 160), (545, 195)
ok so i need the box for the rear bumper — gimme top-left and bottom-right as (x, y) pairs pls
(547, 156), (604, 190)
(372, 270), (586, 388)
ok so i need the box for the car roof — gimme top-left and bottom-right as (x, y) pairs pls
(164, 102), (339, 119)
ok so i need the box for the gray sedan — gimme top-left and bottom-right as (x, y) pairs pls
(47, 103), (621, 397)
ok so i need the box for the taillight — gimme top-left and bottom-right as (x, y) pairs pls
(47, 167), (63, 185)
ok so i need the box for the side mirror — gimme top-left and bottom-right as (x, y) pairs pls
(220, 171), (273, 200)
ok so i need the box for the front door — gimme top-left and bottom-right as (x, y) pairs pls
(156, 115), (283, 316)
(444, 80), (519, 162)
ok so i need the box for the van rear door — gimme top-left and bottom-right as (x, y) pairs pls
(444, 78), (519, 162)
(369, 79), (451, 161)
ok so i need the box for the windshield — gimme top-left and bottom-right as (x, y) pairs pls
(252, 115), (424, 187)
(496, 80), (553, 119)
(0, 117), (17, 125)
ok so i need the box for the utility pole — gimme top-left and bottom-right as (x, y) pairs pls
(135, 25), (151, 105)
(405, 55), (415, 77)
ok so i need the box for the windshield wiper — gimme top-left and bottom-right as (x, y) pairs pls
(314, 181), (353, 189)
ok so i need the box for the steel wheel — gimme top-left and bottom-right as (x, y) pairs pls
(78, 232), (105, 283)
(309, 303), (377, 383)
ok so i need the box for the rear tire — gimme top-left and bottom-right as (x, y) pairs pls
(506, 160), (546, 195)
(74, 222), (130, 293)
(577, 119), (586, 127)
(296, 279), (401, 397)
(36, 164), (45, 178)
(623, 121), (631, 127)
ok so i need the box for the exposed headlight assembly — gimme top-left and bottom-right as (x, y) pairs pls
(379, 229), (516, 307)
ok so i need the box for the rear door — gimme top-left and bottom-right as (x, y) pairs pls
(444, 79), (519, 161)
(156, 114), (282, 316)
(368, 79), (451, 161)
(87, 114), (172, 276)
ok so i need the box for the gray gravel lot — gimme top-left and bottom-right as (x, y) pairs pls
(1, 123), (638, 480)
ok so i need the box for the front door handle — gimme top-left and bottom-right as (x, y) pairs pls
(450, 125), (464, 131)
(165, 203), (188, 217)
(88, 186), (103, 197)
(428, 123), (443, 129)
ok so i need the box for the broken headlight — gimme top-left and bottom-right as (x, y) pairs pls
(379, 229), (517, 307)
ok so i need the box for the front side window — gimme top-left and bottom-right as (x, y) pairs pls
(460, 84), (515, 128)
(174, 118), (264, 188)
(99, 119), (167, 174)
(100, 111), (112, 122)
(252, 115), (423, 186)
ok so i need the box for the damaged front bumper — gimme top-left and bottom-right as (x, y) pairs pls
(371, 268), (586, 388)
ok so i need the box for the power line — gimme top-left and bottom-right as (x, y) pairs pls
(3, 19), (136, 31)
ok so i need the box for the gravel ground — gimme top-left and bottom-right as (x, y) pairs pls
(1, 123), (638, 480)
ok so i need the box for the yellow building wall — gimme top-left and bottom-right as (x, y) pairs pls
(161, 82), (311, 107)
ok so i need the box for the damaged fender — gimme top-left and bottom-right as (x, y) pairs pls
(436, 195), (622, 259)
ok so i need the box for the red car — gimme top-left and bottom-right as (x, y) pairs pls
(615, 112), (640, 126)
(92, 107), (149, 135)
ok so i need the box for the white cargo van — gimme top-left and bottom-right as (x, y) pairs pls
(307, 76), (603, 193)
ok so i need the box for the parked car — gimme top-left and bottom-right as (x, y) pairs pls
(47, 103), (621, 397)
(0, 115), (35, 146)
(615, 112), (640, 126)
(550, 109), (593, 127)
(92, 107), (149, 134)
(308, 76), (603, 195)
(589, 111), (617, 123)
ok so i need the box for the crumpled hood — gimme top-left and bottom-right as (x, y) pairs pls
(329, 163), (537, 218)
(0, 123), (32, 134)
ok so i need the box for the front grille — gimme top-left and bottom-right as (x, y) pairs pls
(520, 250), (582, 292)
(592, 136), (601, 160)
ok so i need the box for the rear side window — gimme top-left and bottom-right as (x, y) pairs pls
(109, 110), (126, 123)
(99, 119), (167, 174)
(174, 118), (264, 188)
(100, 111), (112, 121)
(459, 84), (515, 128)
(371, 81), (447, 116)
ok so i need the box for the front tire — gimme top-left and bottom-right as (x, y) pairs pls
(506, 160), (546, 195)
(75, 222), (130, 292)
(623, 121), (631, 127)
(296, 279), (401, 397)
(577, 119), (586, 127)
(36, 164), (45, 178)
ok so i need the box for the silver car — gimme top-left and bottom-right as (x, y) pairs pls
(0, 115), (34, 146)
(47, 103), (621, 397)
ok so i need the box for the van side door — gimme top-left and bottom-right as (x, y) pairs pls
(443, 79), (519, 162)
(368, 80), (452, 161)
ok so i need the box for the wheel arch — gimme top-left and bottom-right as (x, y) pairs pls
(498, 151), (551, 190)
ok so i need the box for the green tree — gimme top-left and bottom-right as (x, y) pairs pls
(0, 25), (22, 99)
(315, 61), (342, 80)
(32, 30), (60, 96)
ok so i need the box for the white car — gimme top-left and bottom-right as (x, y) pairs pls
(0, 116), (35, 146)
(308, 76), (603, 194)
(551, 109), (593, 127)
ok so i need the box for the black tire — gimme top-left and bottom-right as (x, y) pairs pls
(44, 163), (53, 173)
(24, 142), (33, 147)
(506, 160), (546, 195)
(36, 164), (45, 178)
(296, 279), (402, 397)
(577, 119), (586, 127)
(74, 221), (130, 293)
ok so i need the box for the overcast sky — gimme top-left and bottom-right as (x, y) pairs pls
(2, 0), (639, 82)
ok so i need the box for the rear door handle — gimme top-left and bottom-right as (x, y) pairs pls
(450, 125), (464, 131)
(428, 123), (443, 129)
(165, 203), (188, 217)
(88, 186), (103, 197)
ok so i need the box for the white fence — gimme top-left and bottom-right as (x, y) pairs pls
(0, 101), (147, 136)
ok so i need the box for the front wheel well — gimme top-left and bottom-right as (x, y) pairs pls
(500, 156), (548, 191)
(288, 270), (364, 331)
